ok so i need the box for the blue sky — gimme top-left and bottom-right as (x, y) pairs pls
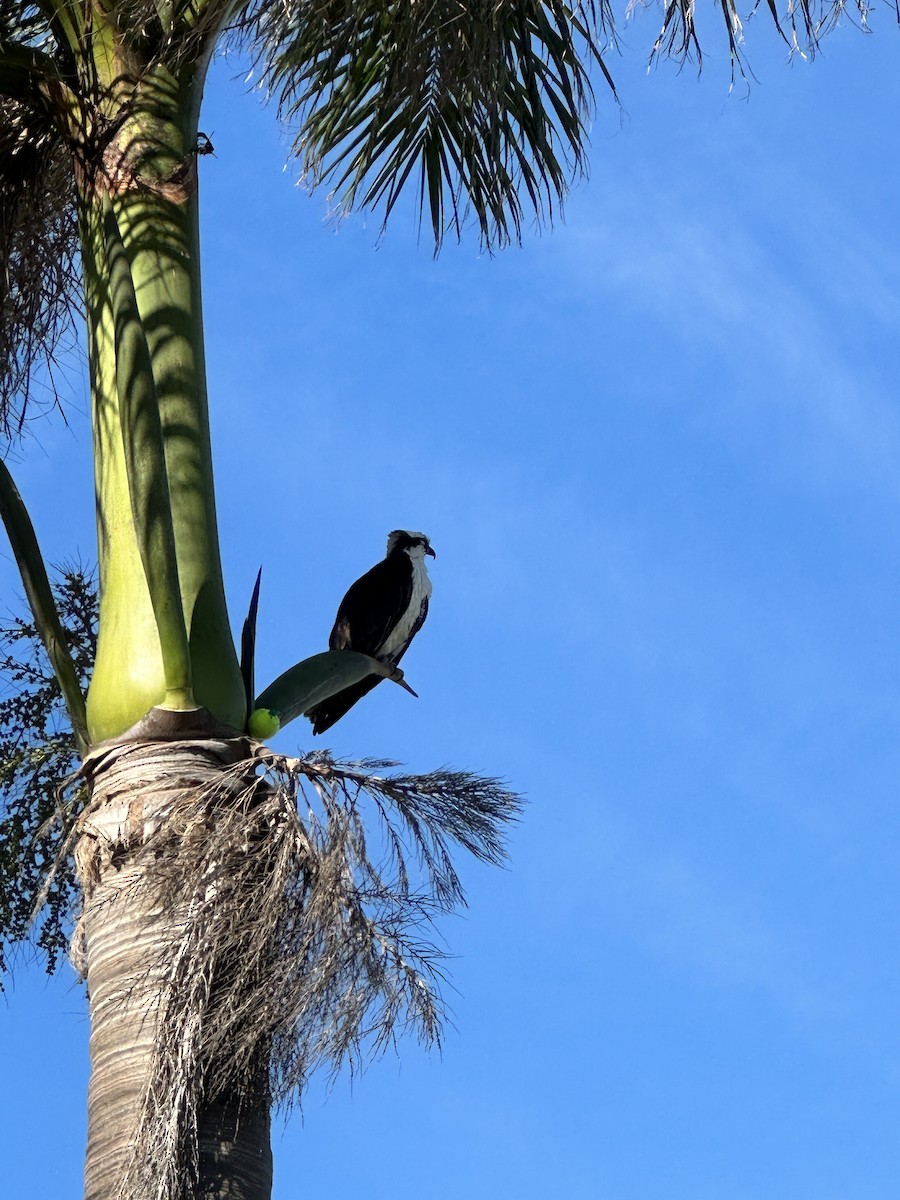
(3, 13), (900, 1199)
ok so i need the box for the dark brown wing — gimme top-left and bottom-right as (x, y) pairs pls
(310, 553), (416, 734)
(328, 555), (413, 656)
(310, 595), (429, 734)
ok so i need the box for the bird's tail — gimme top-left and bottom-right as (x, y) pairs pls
(307, 675), (384, 735)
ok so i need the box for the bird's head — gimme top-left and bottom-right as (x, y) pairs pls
(387, 530), (436, 559)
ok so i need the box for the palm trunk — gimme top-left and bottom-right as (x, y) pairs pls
(58, 24), (266, 1196)
(78, 736), (273, 1200)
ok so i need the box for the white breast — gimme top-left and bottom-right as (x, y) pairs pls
(379, 548), (432, 660)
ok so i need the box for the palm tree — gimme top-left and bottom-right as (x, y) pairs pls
(0, 0), (856, 1197)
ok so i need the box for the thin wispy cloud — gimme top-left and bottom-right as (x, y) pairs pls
(545, 166), (900, 497)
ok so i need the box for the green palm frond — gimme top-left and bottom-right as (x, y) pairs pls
(242, 0), (617, 249)
(0, 9), (88, 442)
(0, 5), (53, 46)
(648, 0), (873, 74)
(238, 0), (874, 248)
(0, 93), (80, 439)
(0, 3), (81, 441)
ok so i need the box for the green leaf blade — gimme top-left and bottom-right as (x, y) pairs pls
(252, 650), (412, 734)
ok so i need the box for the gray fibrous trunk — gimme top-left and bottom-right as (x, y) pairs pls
(69, 728), (520, 1199)
(76, 736), (273, 1200)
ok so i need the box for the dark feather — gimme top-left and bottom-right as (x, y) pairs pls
(310, 676), (383, 735)
(328, 555), (413, 655)
(308, 539), (431, 734)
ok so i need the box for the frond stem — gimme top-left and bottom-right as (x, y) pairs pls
(0, 457), (89, 751)
(101, 194), (194, 709)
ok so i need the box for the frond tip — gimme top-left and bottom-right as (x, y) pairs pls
(107, 745), (522, 1199)
(245, 0), (617, 248)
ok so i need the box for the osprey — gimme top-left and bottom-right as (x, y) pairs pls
(308, 530), (436, 734)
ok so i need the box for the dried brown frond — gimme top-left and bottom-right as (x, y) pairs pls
(0, 96), (81, 439)
(102, 745), (521, 1200)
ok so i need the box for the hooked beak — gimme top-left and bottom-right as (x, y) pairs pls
(426, 544), (436, 558)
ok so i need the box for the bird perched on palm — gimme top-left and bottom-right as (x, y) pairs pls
(308, 531), (435, 734)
